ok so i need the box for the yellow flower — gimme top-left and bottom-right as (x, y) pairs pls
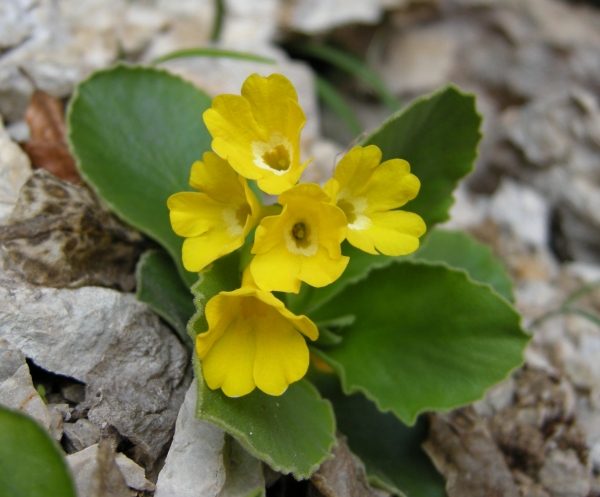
(250, 183), (349, 294)
(324, 145), (426, 256)
(167, 152), (262, 273)
(197, 270), (319, 397)
(203, 73), (310, 195)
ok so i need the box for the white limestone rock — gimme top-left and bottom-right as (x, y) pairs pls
(0, 251), (190, 464)
(67, 443), (156, 496)
(378, 24), (458, 95)
(280, 0), (411, 34)
(0, 364), (49, 427)
(155, 380), (264, 497)
(489, 178), (550, 249)
(0, 117), (31, 224)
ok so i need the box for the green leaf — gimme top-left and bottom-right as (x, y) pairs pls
(286, 242), (395, 315)
(362, 85), (482, 229)
(136, 249), (195, 348)
(196, 366), (336, 479)
(310, 261), (529, 425)
(187, 253), (337, 479)
(288, 227), (514, 315)
(414, 230), (514, 302)
(152, 48), (276, 66)
(0, 406), (77, 497)
(314, 372), (446, 497)
(68, 64), (213, 286)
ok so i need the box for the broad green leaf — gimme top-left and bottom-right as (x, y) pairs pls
(414, 229), (514, 302)
(187, 253), (337, 479)
(289, 227), (513, 314)
(0, 406), (76, 497)
(136, 249), (195, 348)
(196, 366), (336, 480)
(68, 64), (212, 285)
(362, 85), (482, 229)
(314, 372), (445, 497)
(310, 261), (529, 425)
(286, 242), (394, 315)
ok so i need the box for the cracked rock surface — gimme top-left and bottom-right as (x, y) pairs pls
(0, 248), (190, 468)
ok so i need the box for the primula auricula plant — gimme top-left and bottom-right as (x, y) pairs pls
(168, 73), (427, 397)
(68, 64), (529, 491)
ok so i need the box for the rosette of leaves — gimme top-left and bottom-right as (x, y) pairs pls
(68, 65), (529, 495)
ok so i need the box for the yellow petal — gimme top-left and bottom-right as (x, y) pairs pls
(279, 182), (330, 205)
(362, 210), (426, 256)
(256, 157), (310, 195)
(250, 243), (302, 293)
(333, 145), (382, 193)
(241, 74), (302, 137)
(199, 309), (257, 397)
(323, 177), (340, 203)
(254, 316), (309, 396)
(311, 202), (347, 259)
(346, 228), (378, 255)
(167, 192), (226, 237)
(363, 159), (420, 212)
(252, 206), (287, 255)
(203, 74), (308, 195)
(189, 152), (245, 204)
(196, 293), (239, 358)
(182, 226), (245, 272)
(299, 246), (349, 288)
(253, 290), (319, 341)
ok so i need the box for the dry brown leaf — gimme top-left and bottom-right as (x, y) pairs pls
(21, 89), (80, 184)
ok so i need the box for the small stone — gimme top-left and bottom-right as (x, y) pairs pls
(67, 442), (155, 497)
(0, 338), (25, 382)
(489, 178), (550, 249)
(378, 25), (458, 95)
(114, 452), (156, 492)
(473, 377), (516, 417)
(280, 0), (409, 34)
(0, 117), (31, 224)
(61, 383), (86, 404)
(63, 419), (101, 453)
(47, 403), (66, 441)
(538, 449), (591, 497)
(0, 362), (50, 429)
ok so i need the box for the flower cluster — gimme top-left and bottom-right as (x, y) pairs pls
(168, 73), (426, 397)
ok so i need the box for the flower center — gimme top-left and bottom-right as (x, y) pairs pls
(292, 222), (310, 248)
(236, 204), (251, 227)
(285, 219), (318, 256)
(262, 145), (291, 172)
(239, 296), (269, 320)
(337, 199), (356, 224)
(223, 203), (251, 238)
(336, 190), (371, 231)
